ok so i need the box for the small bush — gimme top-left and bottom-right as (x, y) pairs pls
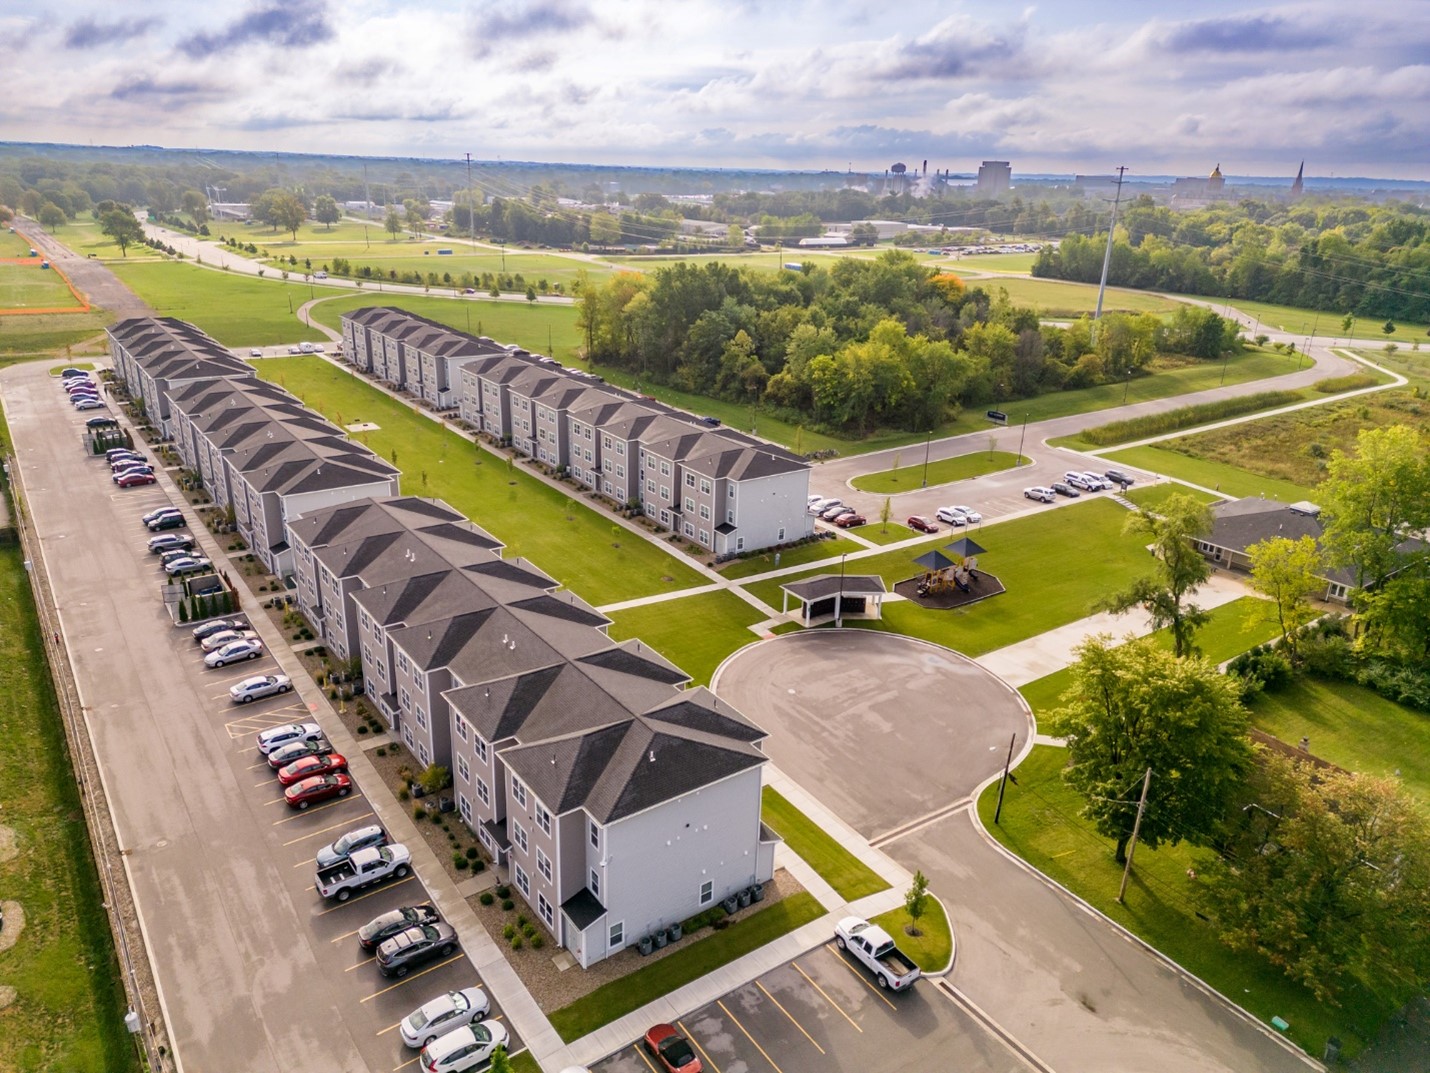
(501, 899), (515, 911)
(356, 724), (369, 735)
(1227, 644), (1293, 699)
(471, 858), (485, 873)
(522, 923), (537, 939)
(479, 891), (495, 906)
(413, 806), (427, 821)
(465, 847), (479, 859)
(454, 854), (469, 870)
(517, 914), (530, 929)
(375, 747), (387, 757)
(510, 935), (523, 950)
(495, 884), (511, 899)
(502, 924), (516, 940)
(531, 935), (544, 949)
(398, 787), (409, 800)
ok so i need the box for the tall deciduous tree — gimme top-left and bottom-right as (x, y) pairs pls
(589, 211), (621, 246)
(180, 189), (208, 225)
(1201, 751), (1430, 1003)
(99, 207), (145, 256)
(1096, 493), (1213, 658)
(1318, 425), (1430, 590)
(313, 194), (341, 230)
(1046, 635), (1252, 863)
(384, 207), (403, 240)
(269, 192), (307, 241)
(1247, 535), (1322, 656)
(39, 202), (65, 231)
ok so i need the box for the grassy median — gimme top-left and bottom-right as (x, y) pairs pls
(760, 787), (889, 901)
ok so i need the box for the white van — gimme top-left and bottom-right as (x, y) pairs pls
(299, 341), (316, 353)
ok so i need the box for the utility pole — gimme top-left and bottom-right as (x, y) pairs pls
(465, 152), (475, 248)
(1092, 166), (1128, 346)
(921, 431), (932, 487)
(1117, 767), (1153, 903)
(1016, 413), (1028, 463)
(993, 733), (1017, 824)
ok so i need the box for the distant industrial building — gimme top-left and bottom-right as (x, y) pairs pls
(976, 161), (1012, 198)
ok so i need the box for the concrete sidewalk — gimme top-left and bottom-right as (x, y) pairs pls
(974, 571), (1255, 687)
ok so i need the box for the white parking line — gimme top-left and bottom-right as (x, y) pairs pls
(282, 815), (373, 847)
(271, 794), (364, 825)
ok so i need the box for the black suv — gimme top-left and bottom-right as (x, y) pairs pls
(375, 921), (458, 977)
(358, 904), (441, 951)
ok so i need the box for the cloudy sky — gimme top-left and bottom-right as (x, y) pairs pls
(2, 0), (1426, 178)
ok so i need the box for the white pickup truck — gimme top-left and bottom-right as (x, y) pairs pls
(834, 916), (921, 991)
(315, 844), (411, 902)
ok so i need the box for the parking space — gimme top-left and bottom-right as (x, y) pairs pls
(2, 362), (519, 1073)
(590, 944), (1026, 1073)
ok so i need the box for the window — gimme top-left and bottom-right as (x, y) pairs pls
(415, 705), (427, 730)
(646, 456), (655, 470)
(646, 479), (656, 494)
(684, 497), (695, 513)
(536, 804), (551, 835)
(455, 716), (468, 742)
(515, 864), (530, 896)
(585, 449), (593, 462)
(700, 478), (712, 495)
(536, 848), (552, 882)
(727, 509), (735, 524)
(616, 442), (624, 455)
(590, 820), (600, 848)
(660, 486), (670, 500)
(397, 652), (410, 674)
(459, 794), (472, 825)
(475, 736), (488, 762)
(513, 820), (528, 853)
(699, 529), (709, 545)
(590, 869), (601, 898)
(616, 465), (624, 478)
(456, 754), (470, 782)
(418, 742), (429, 766)
(660, 461), (670, 476)
(476, 777), (489, 806)
(700, 880), (714, 905)
(777, 526), (786, 542)
(685, 472), (696, 488)
(660, 509), (670, 526)
(399, 688), (411, 712)
(603, 435), (613, 449)
(699, 504), (710, 520)
(512, 776), (528, 808)
(609, 921), (624, 948)
(684, 522), (694, 537)
(538, 892), (554, 927)
(736, 537), (744, 551)
(603, 459), (612, 472)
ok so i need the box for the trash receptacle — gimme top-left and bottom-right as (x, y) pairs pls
(1323, 1037), (1341, 1063)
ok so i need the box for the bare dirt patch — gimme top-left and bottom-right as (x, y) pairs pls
(0, 823), (17, 862)
(0, 900), (25, 953)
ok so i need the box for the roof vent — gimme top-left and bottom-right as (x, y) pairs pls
(649, 750), (656, 763)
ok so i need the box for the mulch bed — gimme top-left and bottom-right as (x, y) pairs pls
(893, 570), (1006, 609)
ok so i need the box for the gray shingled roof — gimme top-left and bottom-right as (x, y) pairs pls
(781, 574), (887, 600)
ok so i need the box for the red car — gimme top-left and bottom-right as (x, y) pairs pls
(116, 472), (157, 487)
(283, 772), (353, 809)
(277, 752), (348, 786)
(833, 512), (866, 528)
(906, 515), (939, 533)
(644, 1024), (701, 1073)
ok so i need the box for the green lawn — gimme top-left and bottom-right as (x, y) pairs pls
(547, 892), (825, 1041)
(306, 293), (584, 364)
(940, 252), (1040, 273)
(872, 897), (952, 973)
(0, 262), (84, 310)
(1122, 483), (1221, 510)
(0, 227), (37, 256)
(252, 357), (705, 604)
(1249, 677), (1430, 804)
(0, 539), (140, 1072)
(0, 310), (111, 359)
(760, 787), (890, 902)
(718, 536), (860, 580)
(980, 277), (1184, 316)
(848, 521), (924, 545)
(1017, 597), (1281, 721)
(1104, 445), (1318, 501)
(1204, 296), (1430, 345)
(607, 590), (765, 686)
(741, 499), (1155, 657)
(978, 746), (1396, 1060)
(851, 450), (1026, 494)
(108, 261), (346, 346)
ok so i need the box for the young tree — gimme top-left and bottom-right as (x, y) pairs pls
(1201, 751), (1430, 1004)
(1095, 493), (1213, 658)
(1318, 425), (1430, 590)
(404, 198), (428, 234)
(487, 1046), (512, 1073)
(313, 194), (341, 230)
(880, 496), (892, 533)
(1246, 535), (1322, 656)
(1046, 635), (1252, 863)
(903, 870), (929, 936)
(180, 189), (208, 225)
(270, 192), (307, 241)
(99, 207), (145, 256)
(385, 207), (403, 240)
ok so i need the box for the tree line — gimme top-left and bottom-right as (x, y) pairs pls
(1033, 196), (1430, 323)
(576, 252), (1240, 436)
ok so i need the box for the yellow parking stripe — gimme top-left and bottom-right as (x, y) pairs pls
(360, 952), (465, 1002)
(271, 794), (362, 824)
(283, 815), (372, 846)
(632, 1044), (660, 1073)
(718, 999), (785, 1073)
(791, 962), (861, 1032)
(678, 1019), (723, 1073)
(825, 944), (897, 1011)
(345, 955), (376, 972)
(757, 981), (824, 1054)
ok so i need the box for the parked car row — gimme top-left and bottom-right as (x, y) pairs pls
(935, 504), (982, 526)
(61, 368), (108, 413)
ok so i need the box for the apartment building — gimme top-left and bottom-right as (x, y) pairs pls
(107, 317), (254, 435)
(343, 307), (510, 409)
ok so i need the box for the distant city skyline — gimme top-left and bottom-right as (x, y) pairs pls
(1, 0), (1426, 180)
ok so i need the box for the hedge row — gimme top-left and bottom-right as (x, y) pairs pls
(1078, 390), (1303, 446)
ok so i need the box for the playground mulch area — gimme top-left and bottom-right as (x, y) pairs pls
(893, 571), (1006, 610)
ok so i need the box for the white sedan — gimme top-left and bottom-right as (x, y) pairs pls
(399, 987), (491, 1048)
(164, 556), (212, 576)
(229, 674), (293, 704)
(256, 722), (324, 755)
(935, 506), (967, 526)
(201, 628), (259, 653)
(949, 505), (982, 523)
(419, 1022), (509, 1073)
(205, 638), (263, 667)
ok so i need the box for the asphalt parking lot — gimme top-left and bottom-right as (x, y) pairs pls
(588, 942), (1027, 1073)
(0, 362), (518, 1073)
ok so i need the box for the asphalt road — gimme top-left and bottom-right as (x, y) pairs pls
(712, 632), (1032, 840)
(0, 361), (515, 1073)
(588, 942), (1029, 1073)
(713, 632), (1319, 1073)
(12, 218), (152, 320)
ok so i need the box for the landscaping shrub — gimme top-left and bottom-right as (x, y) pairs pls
(479, 891), (494, 906)
(398, 787), (409, 800)
(522, 923), (537, 939)
(1298, 631), (1356, 679)
(375, 747), (387, 757)
(494, 884), (511, 899)
(510, 935), (523, 950)
(502, 924), (515, 940)
(454, 854), (469, 870)
(1227, 644), (1294, 699)
(517, 914), (529, 929)
(531, 935), (544, 949)
(501, 899), (515, 911)
(413, 806), (427, 821)
(1357, 661), (1430, 711)
(1312, 373), (1378, 393)
(465, 847), (479, 860)
(356, 725), (369, 735)
(472, 859), (485, 873)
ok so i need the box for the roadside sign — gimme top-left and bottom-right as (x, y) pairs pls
(986, 410), (1007, 425)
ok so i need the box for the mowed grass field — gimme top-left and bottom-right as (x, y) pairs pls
(740, 498), (1154, 657)
(1, 228), (39, 256)
(851, 450), (1025, 494)
(606, 589), (766, 686)
(252, 357), (705, 604)
(1105, 445), (1318, 501)
(108, 261), (345, 346)
(0, 262), (84, 310)
(1210, 296), (1430, 344)
(0, 538), (140, 1073)
(979, 277), (1184, 316)
(306, 293), (584, 364)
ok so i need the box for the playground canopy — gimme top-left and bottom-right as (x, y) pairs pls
(912, 549), (957, 572)
(944, 537), (987, 558)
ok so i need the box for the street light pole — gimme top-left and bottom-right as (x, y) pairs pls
(1122, 369), (1132, 405)
(1016, 414), (1028, 464)
(921, 431), (931, 487)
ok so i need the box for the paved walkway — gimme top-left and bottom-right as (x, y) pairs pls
(975, 571), (1255, 687)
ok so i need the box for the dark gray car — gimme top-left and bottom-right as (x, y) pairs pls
(376, 922), (459, 978)
(316, 824), (389, 871)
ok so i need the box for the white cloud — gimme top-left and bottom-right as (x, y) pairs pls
(0, 0), (1426, 177)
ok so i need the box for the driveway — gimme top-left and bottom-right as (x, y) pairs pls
(711, 631), (1032, 840)
(712, 630), (1319, 1073)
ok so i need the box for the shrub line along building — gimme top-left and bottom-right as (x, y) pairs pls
(106, 314), (780, 968)
(342, 306), (813, 557)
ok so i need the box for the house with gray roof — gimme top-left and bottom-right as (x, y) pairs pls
(106, 317), (255, 434)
